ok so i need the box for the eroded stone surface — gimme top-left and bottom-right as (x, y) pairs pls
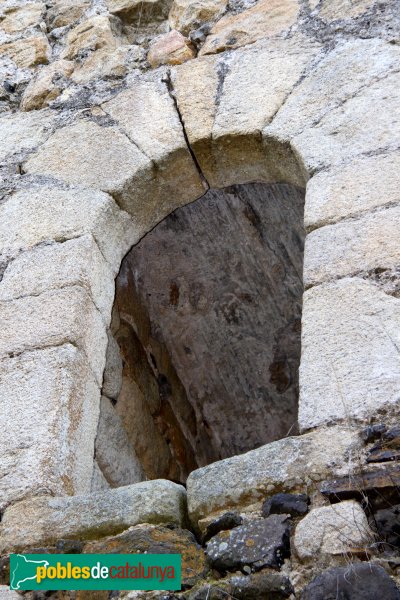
(46, 0), (90, 30)
(304, 152), (400, 229)
(0, 344), (99, 511)
(169, 0), (227, 35)
(304, 205), (400, 287)
(0, 286), (107, 384)
(187, 426), (361, 527)
(299, 278), (400, 430)
(107, 0), (173, 24)
(0, 235), (114, 320)
(0, 3), (45, 34)
(294, 500), (374, 559)
(292, 70), (400, 173)
(0, 480), (187, 552)
(102, 332), (123, 399)
(264, 38), (400, 143)
(95, 396), (145, 487)
(0, 109), (54, 162)
(61, 15), (126, 60)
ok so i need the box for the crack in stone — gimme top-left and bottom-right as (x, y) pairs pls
(164, 68), (210, 190)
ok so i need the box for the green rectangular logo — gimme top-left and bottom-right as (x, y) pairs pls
(10, 554), (181, 591)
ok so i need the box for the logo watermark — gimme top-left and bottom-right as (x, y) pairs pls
(10, 554), (181, 591)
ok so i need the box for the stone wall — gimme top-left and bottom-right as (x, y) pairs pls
(0, 0), (400, 596)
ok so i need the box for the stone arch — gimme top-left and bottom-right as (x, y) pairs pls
(0, 34), (399, 524)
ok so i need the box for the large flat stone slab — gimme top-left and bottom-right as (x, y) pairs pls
(186, 426), (361, 527)
(0, 480), (187, 552)
(300, 278), (400, 430)
(0, 345), (99, 511)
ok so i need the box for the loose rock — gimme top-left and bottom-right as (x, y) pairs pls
(206, 516), (290, 572)
(169, 0), (227, 36)
(0, 35), (50, 69)
(21, 59), (74, 111)
(301, 564), (400, 600)
(203, 512), (243, 543)
(294, 500), (374, 560)
(147, 30), (195, 67)
(188, 571), (294, 599)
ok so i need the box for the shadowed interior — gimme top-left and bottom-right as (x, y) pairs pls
(105, 182), (305, 484)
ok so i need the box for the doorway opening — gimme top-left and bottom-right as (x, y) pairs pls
(97, 181), (305, 487)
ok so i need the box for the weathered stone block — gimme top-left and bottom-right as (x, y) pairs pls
(102, 71), (204, 219)
(292, 70), (400, 173)
(106, 0), (172, 24)
(304, 152), (400, 229)
(299, 278), (400, 430)
(0, 286), (107, 384)
(0, 186), (138, 271)
(147, 30), (196, 67)
(91, 460), (110, 492)
(0, 235), (115, 321)
(294, 500), (374, 559)
(24, 120), (151, 206)
(319, 0), (375, 22)
(265, 38), (400, 143)
(0, 3), (45, 34)
(71, 46), (128, 84)
(46, 0), (90, 30)
(95, 396), (144, 487)
(200, 0), (299, 55)
(169, 0), (227, 36)
(0, 480), (187, 552)
(304, 205), (400, 287)
(0, 35), (50, 68)
(0, 109), (54, 163)
(21, 59), (74, 111)
(0, 344), (99, 511)
(187, 426), (361, 527)
(61, 15), (125, 60)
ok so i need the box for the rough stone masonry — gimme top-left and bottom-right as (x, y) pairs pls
(0, 0), (400, 597)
